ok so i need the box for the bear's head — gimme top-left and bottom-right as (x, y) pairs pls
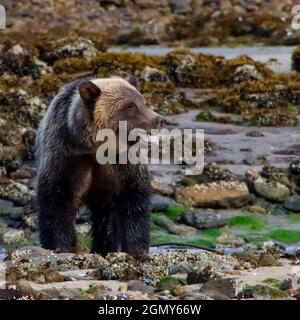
(77, 77), (162, 137)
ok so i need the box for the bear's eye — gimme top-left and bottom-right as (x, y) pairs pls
(127, 103), (137, 110)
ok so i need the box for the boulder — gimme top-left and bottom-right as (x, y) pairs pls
(182, 210), (225, 229)
(152, 214), (198, 236)
(283, 195), (300, 213)
(176, 181), (250, 208)
(254, 177), (290, 203)
(150, 194), (175, 212)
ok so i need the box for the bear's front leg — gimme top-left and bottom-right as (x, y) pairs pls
(89, 197), (150, 258)
(37, 172), (77, 253)
(121, 203), (150, 258)
(89, 200), (123, 256)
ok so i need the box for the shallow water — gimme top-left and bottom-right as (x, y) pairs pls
(0, 247), (5, 262)
(150, 245), (208, 254)
(162, 109), (300, 175)
(109, 45), (297, 73)
(149, 107), (300, 254)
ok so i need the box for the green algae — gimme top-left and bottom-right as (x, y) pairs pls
(226, 215), (267, 231)
(78, 234), (92, 249)
(267, 229), (300, 244)
(156, 275), (184, 290)
(164, 204), (186, 221)
(150, 230), (180, 245)
(286, 214), (300, 223)
(263, 278), (282, 289)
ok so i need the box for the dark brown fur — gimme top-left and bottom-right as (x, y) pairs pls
(36, 77), (161, 257)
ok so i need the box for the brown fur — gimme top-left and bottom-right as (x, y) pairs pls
(36, 77), (161, 256)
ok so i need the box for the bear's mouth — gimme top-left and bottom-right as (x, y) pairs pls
(133, 129), (160, 146)
(144, 132), (160, 144)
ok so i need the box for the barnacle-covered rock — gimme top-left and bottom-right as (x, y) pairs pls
(22, 129), (36, 161)
(140, 66), (168, 82)
(0, 43), (52, 79)
(289, 160), (300, 194)
(0, 89), (47, 127)
(181, 163), (238, 186)
(0, 180), (35, 206)
(39, 37), (98, 65)
(232, 64), (263, 83)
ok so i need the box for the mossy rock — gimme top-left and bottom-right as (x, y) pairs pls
(263, 278), (282, 289)
(156, 275), (185, 291)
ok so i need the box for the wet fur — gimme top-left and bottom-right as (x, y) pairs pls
(36, 78), (151, 257)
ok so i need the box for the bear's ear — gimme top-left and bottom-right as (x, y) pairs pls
(78, 81), (101, 105)
(126, 75), (139, 88)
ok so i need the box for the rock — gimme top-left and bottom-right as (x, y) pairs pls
(9, 247), (107, 273)
(127, 280), (155, 295)
(186, 266), (217, 284)
(17, 279), (129, 299)
(181, 163), (238, 185)
(249, 285), (289, 300)
(234, 252), (279, 268)
(42, 37), (98, 64)
(258, 253), (279, 267)
(232, 64), (263, 83)
(200, 278), (244, 298)
(7, 246), (239, 287)
(0, 89), (47, 127)
(176, 181), (250, 208)
(168, 0), (192, 14)
(289, 161), (300, 194)
(156, 275), (184, 291)
(165, 49), (198, 86)
(140, 66), (168, 82)
(0, 145), (21, 173)
(182, 210), (225, 229)
(6, 207), (24, 220)
(150, 194), (175, 212)
(22, 129), (36, 160)
(289, 160), (300, 175)
(152, 214), (198, 236)
(1, 228), (25, 244)
(0, 199), (14, 215)
(150, 180), (174, 197)
(254, 176), (290, 203)
(216, 233), (245, 247)
(0, 180), (35, 205)
(246, 130), (264, 137)
(271, 204), (288, 216)
(23, 214), (37, 229)
(283, 196), (300, 213)
(247, 205), (267, 214)
(0, 44), (51, 78)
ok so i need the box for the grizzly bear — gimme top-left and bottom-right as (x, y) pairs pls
(36, 77), (161, 257)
